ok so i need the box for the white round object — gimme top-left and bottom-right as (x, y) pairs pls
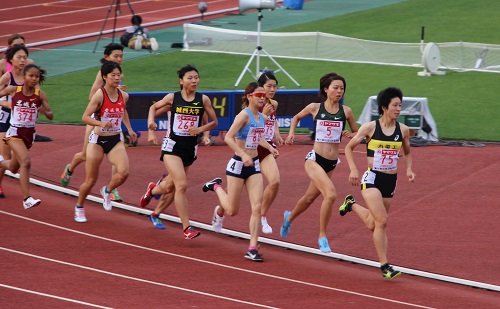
(198, 2), (208, 13)
(422, 43), (441, 73)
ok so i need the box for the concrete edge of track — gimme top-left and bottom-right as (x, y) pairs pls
(6, 171), (499, 293)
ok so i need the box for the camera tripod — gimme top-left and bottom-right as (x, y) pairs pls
(93, 0), (136, 53)
(234, 9), (300, 88)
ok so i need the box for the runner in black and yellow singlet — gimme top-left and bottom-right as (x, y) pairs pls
(343, 87), (415, 280)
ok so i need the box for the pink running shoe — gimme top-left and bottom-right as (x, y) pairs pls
(140, 182), (156, 207)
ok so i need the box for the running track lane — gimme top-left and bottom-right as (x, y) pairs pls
(0, 0), (240, 48)
(1, 126), (499, 308)
(8, 124), (500, 288)
(0, 206), (498, 308)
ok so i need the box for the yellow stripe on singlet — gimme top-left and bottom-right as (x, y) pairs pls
(367, 139), (402, 151)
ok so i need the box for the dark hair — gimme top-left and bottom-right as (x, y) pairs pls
(131, 15), (142, 26)
(8, 33), (25, 46)
(100, 61), (122, 80)
(241, 82), (260, 108)
(257, 72), (278, 87)
(5, 44), (29, 64)
(24, 64), (47, 84)
(319, 72), (346, 100)
(177, 64), (199, 90)
(100, 43), (124, 64)
(377, 87), (403, 115)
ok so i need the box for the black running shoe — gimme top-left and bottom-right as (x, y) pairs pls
(381, 263), (402, 280)
(245, 249), (264, 262)
(339, 194), (355, 216)
(202, 177), (222, 192)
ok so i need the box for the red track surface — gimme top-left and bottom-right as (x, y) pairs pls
(1, 124), (499, 308)
(0, 0), (239, 48)
(1, 1), (499, 307)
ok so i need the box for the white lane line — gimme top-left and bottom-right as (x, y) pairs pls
(0, 284), (112, 309)
(0, 211), (435, 308)
(5, 171), (500, 293)
(0, 247), (278, 309)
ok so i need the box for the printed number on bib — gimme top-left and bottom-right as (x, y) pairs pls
(15, 107), (35, 124)
(361, 170), (376, 185)
(162, 137), (176, 152)
(264, 118), (275, 141)
(372, 148), (398, 171)
(227, 158), (243, 175)
(315, 120), (342, 143)
(246, 127), (265, 149)
(173, 114), (199, 136)
(0, 110), (9, 123)
(100, 115), (123, 133)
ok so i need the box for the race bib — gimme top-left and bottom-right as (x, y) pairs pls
(226, 157), (243, 175)
(245, 127), (265, 149)
(361, 170), (376, 185)
(100, 109), (123, 133)
(0, 109), (9, 124)
(254, 158), (261, 172)
(12, 105), (37, 128)
(161, 137), (176, 152)
(263, 117), (275, 141)
(172, 114), (200, 136)
(372, 148), (399, 171)
(315, 120), (342, 143)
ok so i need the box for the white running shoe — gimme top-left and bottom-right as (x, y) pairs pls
(74, 207), (87, 223)
(212, 205), (224, 233)
(149, 37), (159, 51)
(261, 216), (273, 234)
(100, 186), (112, 211)
(134, 35), (143, 50)
(0, 154), (4, 163)
(23, 197), (41, 209)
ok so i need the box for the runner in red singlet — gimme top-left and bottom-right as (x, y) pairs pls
(0, 64), (53, 209)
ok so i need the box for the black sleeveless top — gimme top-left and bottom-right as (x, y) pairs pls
(314, 103), (347, 142)
(366, 120), (403, 157)
(168, 91), (205, 147)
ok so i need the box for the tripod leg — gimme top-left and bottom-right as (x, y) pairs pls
(126, 0), (136, 15)
(111, 0), (120, 43)
(260, 48), (301, 87)
(234, 48), (259, 88)
(93, 0), (116, 53)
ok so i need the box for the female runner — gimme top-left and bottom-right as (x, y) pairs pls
(74, 61), (136, 222)
(203, 82), (278, 261)
(281, 72), (358, 253)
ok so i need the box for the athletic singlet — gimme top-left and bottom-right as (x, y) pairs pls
(0, 72), (23, 116)
(235, 108), (265, 149)
(94, 87), (125, 133)
(167, 91), (204, 147)
(6, 61), (13, 73)
(314, 103), (346, 143)
(366, 120), (403, 172)
(10, 86), (42, 128)
(259, 99), (277, 141)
